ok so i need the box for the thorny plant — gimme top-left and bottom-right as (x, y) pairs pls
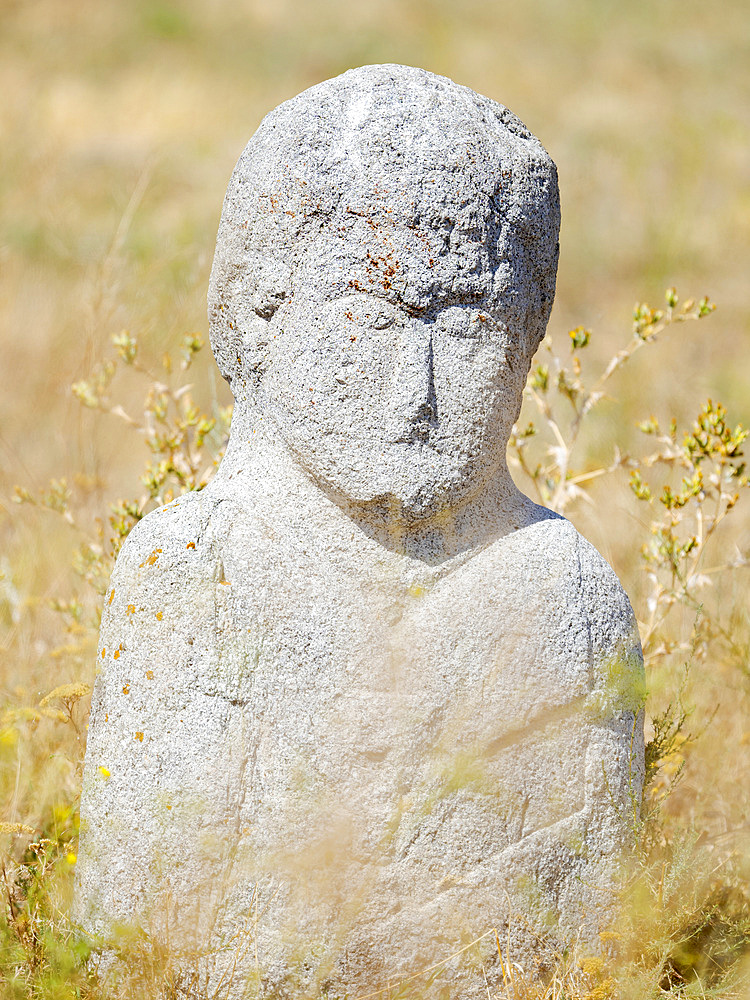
(13, 331), (231, 607)
(3, 290), (750, 997)
(510, 289), (749, 663)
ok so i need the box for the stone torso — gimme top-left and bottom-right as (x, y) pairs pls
(77, 469), (642, 998)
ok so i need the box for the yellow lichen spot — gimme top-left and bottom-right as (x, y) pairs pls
(166, 804), (172, 810)
(186, 542), (195, 550)
(98, 766), (110, 779)
(122, 684), (130, 695)
(101, 648), (106, 659)
(146, 670), (154, 680)
(126, 604), (136, 615)
(407, 584), (425, 598)
(135, 731), (144, 742)
(155, 611), (163, 621)
(220, 579), (231, 586)
(66, 851), (77, 865)
(108, 588), (115, 605)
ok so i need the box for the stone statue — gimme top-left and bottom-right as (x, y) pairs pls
(76, 64), (644, 998)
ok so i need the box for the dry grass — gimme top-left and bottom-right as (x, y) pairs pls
(1, 1), (749, 996)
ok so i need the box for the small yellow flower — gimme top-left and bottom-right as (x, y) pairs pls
(66, 852), (77, 865)
(39, 682), (91, 707)
(598, 930), (622, 943)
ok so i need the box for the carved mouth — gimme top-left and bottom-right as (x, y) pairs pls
(389, 420), (432, 445)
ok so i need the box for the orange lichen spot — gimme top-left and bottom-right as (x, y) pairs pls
(140, 548), (163, 568)
(220, 580), (231, 586)
(114, 650), (120, 660)
(135, 732), (144, 742)
(105, 713), (108, 722)
(155, 611), (163, 621)
(166, 804), (172, 810)
(126, 604), (136, 615)
(101, 648), (106, 659)
(122, 684), (130, 695)
(146, 670), (154, 680)
(108, 589), (115, 605)
(186, 542), (196, 550)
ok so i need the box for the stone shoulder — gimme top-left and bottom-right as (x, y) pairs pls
(508, 511), (637, 621)
(496, 512), (644, 695)
(96, 490), (236, 655)
(105, 488), (242, 604)
(110, 490), (218, 576)
(546, 515), (645, 715)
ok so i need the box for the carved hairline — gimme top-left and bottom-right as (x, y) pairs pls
(208, 72), (560, 391)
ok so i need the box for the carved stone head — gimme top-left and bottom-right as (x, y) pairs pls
(208, 64), (560, 520)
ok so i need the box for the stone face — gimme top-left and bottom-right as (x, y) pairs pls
(75, 65), (644, 998)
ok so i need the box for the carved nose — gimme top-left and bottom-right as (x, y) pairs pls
(388, 328), (437, 443)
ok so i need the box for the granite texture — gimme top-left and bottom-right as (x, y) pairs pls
(75, 64), (644, 999)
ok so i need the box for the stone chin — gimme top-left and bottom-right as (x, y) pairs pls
(278, 428), (501, 524)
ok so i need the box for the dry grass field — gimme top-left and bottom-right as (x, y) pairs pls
(1, 0), (749, 996)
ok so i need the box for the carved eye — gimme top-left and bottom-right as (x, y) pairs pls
(371, 312), (394, 330)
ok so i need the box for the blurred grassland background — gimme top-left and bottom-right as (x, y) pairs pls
(1, 0), (750, 995)
(3, 0), (750, 546)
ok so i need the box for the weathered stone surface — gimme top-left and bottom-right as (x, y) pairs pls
(76, 64), (644, 998)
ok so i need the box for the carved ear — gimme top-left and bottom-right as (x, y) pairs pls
(239, 317), (274, 388)
(252, 285), (286, 320)
(249, 259), (292, 318)
(209, 254), (292, 392)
